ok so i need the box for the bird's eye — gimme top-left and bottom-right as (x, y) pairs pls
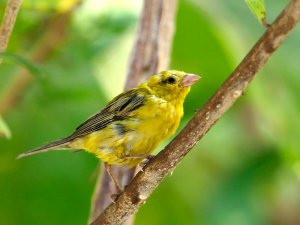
(166, 77), (176, 84)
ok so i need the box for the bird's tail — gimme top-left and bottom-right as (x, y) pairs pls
(17, 137), (73, 159)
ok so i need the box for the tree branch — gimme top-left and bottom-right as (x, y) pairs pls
(89, 0), (177, 224)
(0, 0), (22, 64)
(125, 0), (177, 89)
(90, 0), (300, 224)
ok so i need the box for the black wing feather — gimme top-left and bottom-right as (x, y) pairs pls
(69, 89), (146, 139)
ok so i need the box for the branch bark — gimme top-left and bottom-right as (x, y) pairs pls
(0, 0), (22, 64)
(125, 0), (177, 89)
(89, 0), (177, 224)
(90, 0), (300, 224)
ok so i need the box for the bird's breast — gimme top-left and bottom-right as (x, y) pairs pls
(134, 95), (183, 143)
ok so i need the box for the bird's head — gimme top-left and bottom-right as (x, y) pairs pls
(143, 70), (200, 102)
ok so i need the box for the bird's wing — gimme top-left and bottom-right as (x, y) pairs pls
(17, 89), (147, 158)
(69, 88), (146, 139)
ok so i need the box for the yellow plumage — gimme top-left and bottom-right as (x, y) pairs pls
(18, 70), (200, 168)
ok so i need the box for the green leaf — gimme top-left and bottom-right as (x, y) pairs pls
(245, 0), (267, 26)
(0, 116), (11, 138)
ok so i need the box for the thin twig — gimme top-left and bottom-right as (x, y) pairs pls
(90, 0), (300, 224)
(0, 0), (22, 53)
(0, 0), (22, 64)
(89, 0), (177, 224)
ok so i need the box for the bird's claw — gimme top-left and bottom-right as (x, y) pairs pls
(110, 192), (121, 203)
(139, 155), (155, 170)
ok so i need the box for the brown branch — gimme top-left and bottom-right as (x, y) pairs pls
(0, 0), (22, 64)
(89, 0), (177, 224)
(125, 0), (177, 90)
(90, 0), (300, 224)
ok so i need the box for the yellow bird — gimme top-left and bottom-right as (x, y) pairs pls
(18, 70), (199, 188)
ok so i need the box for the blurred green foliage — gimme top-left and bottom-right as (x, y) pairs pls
(0, 0), (300, 225)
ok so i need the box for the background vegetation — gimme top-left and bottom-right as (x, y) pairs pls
(0, 0), (299, 225)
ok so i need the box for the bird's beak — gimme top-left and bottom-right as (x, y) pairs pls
(180, 74), (201, 87)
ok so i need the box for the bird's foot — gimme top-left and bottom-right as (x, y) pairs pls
(138, 155), (155, 171)
(110, 192), (121, 203)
